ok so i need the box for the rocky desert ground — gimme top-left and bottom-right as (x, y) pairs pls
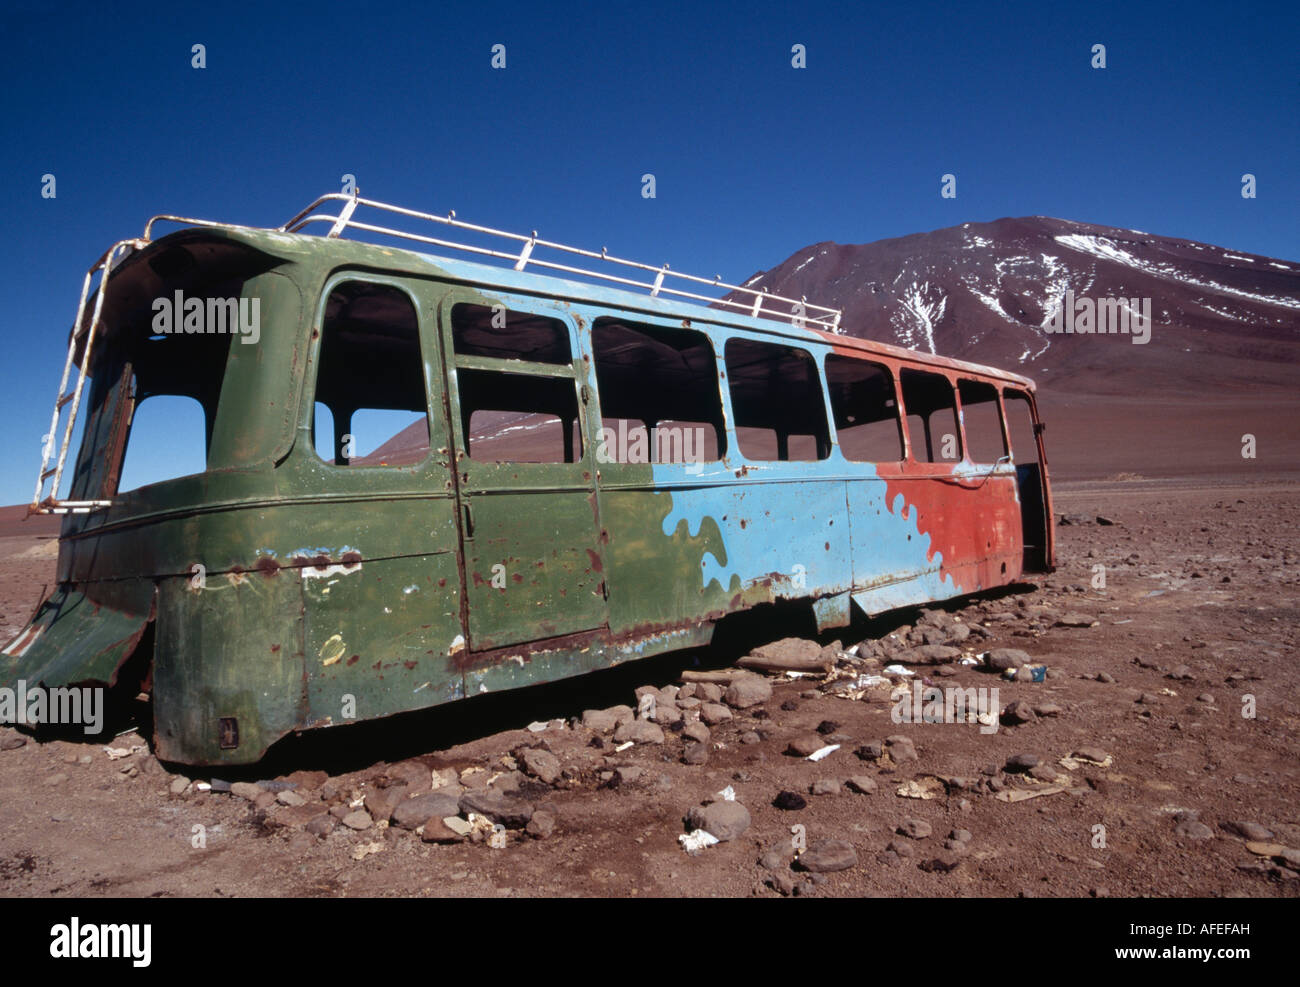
(0, 468), (1297, 898)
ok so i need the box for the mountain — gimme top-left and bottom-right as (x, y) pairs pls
(728, 216), (1300, 395)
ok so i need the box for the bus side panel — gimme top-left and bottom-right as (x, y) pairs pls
(848, 467), (1023, 616)
(153, 568), (305, 766)
(599, 466), (853, 636)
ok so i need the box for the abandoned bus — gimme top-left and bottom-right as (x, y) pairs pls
(3, 193), (1054, 765)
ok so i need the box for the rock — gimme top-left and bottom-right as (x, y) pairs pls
(1220, 821), (1274, 841)
(613, 765), (643, 786)
(724, 675), (772, 709)
(987, 648), (1032, 672)
(1174, 819), (1214, 840)
(774, 791), (807, 811)
(919, 854), (962, 873)
(1034, 703), (1064, 717)
(897, 818), (932, 839)
(685, 801), (751, 842)
(949, 829), (972, 843)
(613, 719), (665, 745)
(525, 809), (557, 839)
(766, 872), (796, 896)
(759, 849), (786, 870)
(459, 790), (535, 829)
(786, 734), (825, 757)
(582, 709), (619, 733)
(945, 623), (972, 644)
(518, 747), (562, 785)
(907, 644), (961, 665)
(798, 839), (858, 872)
(392, 792), (462, 830)
(341, 810), (373, 831)
(283, 769), (330, 792)
(682, 721), (711, 744)
(1005, 753), (1039, 772)
(1073, 746), (1109, 763)
(1001, 700), (1036, 725)
(682, 742), (710, 765)
(1197, 693), (1216, 704)
(698, 703), (732, 726)
(855, 742), (883, 761)
(1096, 672), (1116, 683)
(738, 637), (833, 673)
(739, 731), (761, 745)
(846, 776), (878, 795)
(1028, 764), (1061, 782)
(1056, 613), (1098, 628)
(305, 813), (336, 836)
(45, 772), (69, 787)
(230, 781), (263, 801)
(885, 735), (917, 762)
(886, 839), (914, 858)
(363, 785), (407, 822)
(0, 732), (27, 751)
(1168, 664), (1194, 680)
(420, 818), (465, 843)
(652, 703), (683, 727)
(810, 778), (842, 796)
(277, 789), (307, 807)
(169, 777), (190, 795)
(697, 683), (724, 703)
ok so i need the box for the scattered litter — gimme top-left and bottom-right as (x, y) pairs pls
(807, 744), (840, 762)
(716, 785), (736, 801)
(103, 745), (145, 760)
(526, 720), (549, 732)
(1059, 753), (1113, 771)
(784, 671), (811, 679)
(614, 741), (634, 753)
(958, 655), (980, 666)
(845, 644), (861, 657)
(883, 664), (915, 677)
(995, 785), (1066, 803)
(678, 829), (720, 854)
(1159, 688), (1177, 696)
(896, 776), (944, 800)
(351, 841), (385, 861)
(1114, 619), (1134, 625)
(195, 782), (212, 793)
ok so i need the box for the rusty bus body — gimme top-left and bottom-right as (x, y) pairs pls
(2, 196), (1054, 765)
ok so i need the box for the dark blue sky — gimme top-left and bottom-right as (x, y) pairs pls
(1, 0), (1295, 505)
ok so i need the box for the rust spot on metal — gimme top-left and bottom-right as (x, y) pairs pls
(340, 550), (362, 565)
(255, 555), (281, 576)
(586, 548), (604, 573)
(511, 573), (523, 584)
(404, 660), (417, 670)
(347, 654), (359, 666)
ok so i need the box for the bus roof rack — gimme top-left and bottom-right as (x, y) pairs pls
(272, 191), (844, 333)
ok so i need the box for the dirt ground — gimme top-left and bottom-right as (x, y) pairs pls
(0, 475), (1297, 898)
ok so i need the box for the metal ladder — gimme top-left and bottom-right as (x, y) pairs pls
(31, 238), (143, 515)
